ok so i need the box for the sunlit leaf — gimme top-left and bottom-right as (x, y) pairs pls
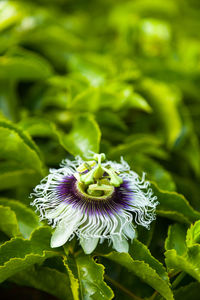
(64, 254), (114, 300)
(104, 250), (173, 300)
(0, 227), (61, 283)
(58, 114), (101, 158)
(0, 198), (41, 238)
(152, 183), (200, 224)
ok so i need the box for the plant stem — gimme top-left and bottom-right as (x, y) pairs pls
(149, 291), (158, 300)
(104, 274), (143, 300)
(172, 272), (186, 289)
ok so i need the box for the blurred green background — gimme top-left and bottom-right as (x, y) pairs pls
(1, 0), (200, 299)
(1, 0), (200, 198)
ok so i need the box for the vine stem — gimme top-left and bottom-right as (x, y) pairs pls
(172, 272), (186, 289)
(104, 274), (143, 300)
(149, 291), (158, 300)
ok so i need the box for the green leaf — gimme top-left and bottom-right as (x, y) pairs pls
(0, 205), (20, 237)
(0, 118), (43, 175)
(165, 221), (200, 282)
(140, 79), (182, 147)
(130, 239), (170, 282)
(101, 83), (152, 113)
(165, 246), (200, 282)
(59, 114), (101, 158)
(0, 198), (41, 238)
(0, 226), (61, 283)
(128, 92), (153, 112)
(101, 240), (173, 300)
(130, 153), (175, 191)
(186, 220), (200, 247)
(0, 161), (40, 190)
(64, 256), (79, 300)
(19, 117), (59, 138)
(103, 251), (173, 300)
(0, 47), (53, 80)
(152, 183), (200, 224)
(0, 2), (21, 31)
(0, 81), (18, 121)
(64, 254), (114, 300)
(10, 265), (74, 300)
(96, 111), (127, 132)
(109, 134), (167, 159)
(165, 224), (187, 256)
(70, 87), (100, 112)
(174, 282), (200, 300)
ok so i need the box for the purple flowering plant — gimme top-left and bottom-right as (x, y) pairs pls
(0, 1), (200, 299)
(31, 153), (158, 254)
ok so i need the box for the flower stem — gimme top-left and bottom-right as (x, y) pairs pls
(104, 274), (143, 300)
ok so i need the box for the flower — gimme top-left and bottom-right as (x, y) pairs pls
(31, 153), (158, 254)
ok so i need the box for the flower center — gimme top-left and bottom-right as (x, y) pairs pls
(75, 153), (123, 201)
(76, 181), (115, 201)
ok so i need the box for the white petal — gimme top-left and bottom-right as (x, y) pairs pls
(80, 237), (99, 254)
(112, 235), (129, 253)
(45, 203), (67, 219)
(123, 222), (135, 240)
(51, 213), (81, 248)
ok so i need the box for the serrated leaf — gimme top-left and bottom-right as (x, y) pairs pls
(0, 205), (20, 237)
(64, 254), (114, 300)
(0, 198), (41, 238)
(103, 251), (173, 300)
(130, 239), (170, 283)
(165, 221), (200, 282)
(64, 255), (79, 300)
(165, 246), (200, 282)
(58, 114), (101, 158)
(10, 265), (74, 300)
(152, 183), (200, 224)
(0, 226), (61, 283)
(186, 220), (200, 247)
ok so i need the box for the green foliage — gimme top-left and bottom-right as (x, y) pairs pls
(0, 205), (20, 237)
(0, 0), (200, 299)
(65, 255), (114, 300)
(11, 265), (74, 300)
(165, 221), (200, 283)
(59, 114), (101, 158)
(102, 240), (173, 300)
(0, 227), (61, 283)
(0, 198), (41, 238)
(153, 184), (200, 224)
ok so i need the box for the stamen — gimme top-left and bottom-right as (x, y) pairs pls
(76, 181), (115, 202)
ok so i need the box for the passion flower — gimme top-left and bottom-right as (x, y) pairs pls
(31, 153), (158, 254)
